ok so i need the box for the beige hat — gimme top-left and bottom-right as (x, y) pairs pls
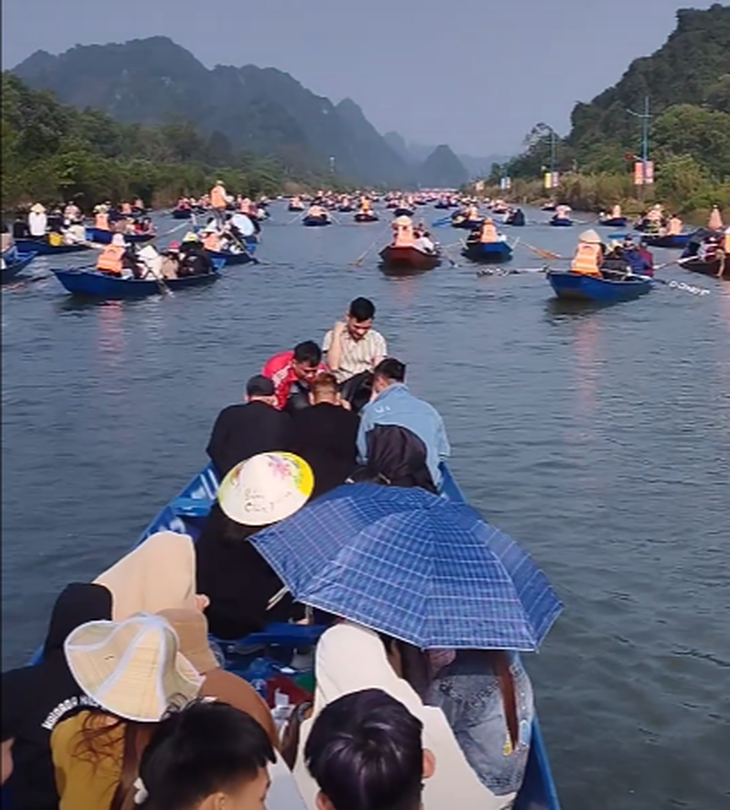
(578, 228), (602, 245)
(64, 613), (202, 723)
(218, 452), (314, 526)
(30, 203), (46, 214)
(157, 608), (218, 674)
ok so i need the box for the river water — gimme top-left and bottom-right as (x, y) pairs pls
(2, 205), (729, 809)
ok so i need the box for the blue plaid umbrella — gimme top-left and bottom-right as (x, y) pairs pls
(250, 484), (562, 650)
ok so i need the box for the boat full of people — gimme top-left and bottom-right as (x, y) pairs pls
(379, 216), (441, 271)
(462, 219), (514, 264)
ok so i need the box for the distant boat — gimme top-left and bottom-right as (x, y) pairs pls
(354, 211), (379, 223)
(550, 216), (572, 227)
(1, 250), (37, 283)
(302, 213), (331, 227)
(598, 216), (628, 228)
(14, 237), (92, 256)
(642, 233), (691, 250)
(547, 270), (652, 302)
(461, 239), (513, 264)
(379, 245), (441, 272)
(86, 228), (156, 245)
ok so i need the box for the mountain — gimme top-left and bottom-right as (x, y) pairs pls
(12, 37), (409, 186)
(418, 145), (469, 188)
(568, 4), (730, 160)
(384, 131), (412, 163)
(386, 134), (509, 178)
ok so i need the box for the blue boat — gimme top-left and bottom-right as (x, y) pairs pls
(52, 260), (225, 299)
(14, 238), (92, 256)
(206, 247), (256, 266)
(302, 215), (331, 227)
(452, 216), (483, 230)
(1, 251), (38, 283)
(598, 216), (628, 228)
(547, 269), (652, 302)
(85, 227), (156, 245)
(642, 233), (691, 250)
(462, 239), (514, 263)
(550, 217), (572, 227)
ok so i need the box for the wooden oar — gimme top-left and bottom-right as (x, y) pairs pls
(352, 226), (390, 266)
(522, 242), (565, 261)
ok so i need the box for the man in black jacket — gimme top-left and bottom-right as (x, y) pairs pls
(206, 375), (294, 478)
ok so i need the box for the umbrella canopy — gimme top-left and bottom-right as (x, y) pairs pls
(250, 484), (562, 650)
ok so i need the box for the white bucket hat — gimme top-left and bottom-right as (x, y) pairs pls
(64, 613), (202, 722)
(218, 452), (314, 526)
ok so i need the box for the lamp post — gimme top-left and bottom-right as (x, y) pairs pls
(627, 96), (652, 200)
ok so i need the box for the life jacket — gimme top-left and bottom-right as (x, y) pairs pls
(96, 245), (124, 276)
(571, 242), (602, 276)
(611, 205), (622, 219)
(210, 186), (227, 209)
(480, 222), (498, 243)
(202, 232), (221, 252)
(121, 202), (132, 215)
(724, 230), (730, 253)
(667, 217), (683, 236)
(94, 212), (109, 230)
(394, 223), (414, 248)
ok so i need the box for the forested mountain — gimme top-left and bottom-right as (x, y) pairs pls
(418, 145), (469, 188)
(502, 4), (730, 183)
(12, 37), (410, 186)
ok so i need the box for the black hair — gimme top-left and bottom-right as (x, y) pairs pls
(378, 634), (432, 700)
(137, 701), (274, 810)
(293, 340), (322, 366)
(305, 689), (424, 810)
(374, 358), (406, 384)
(348, 297), (376, 322)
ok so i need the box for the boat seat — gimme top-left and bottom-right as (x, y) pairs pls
(170, 496), (215, 518)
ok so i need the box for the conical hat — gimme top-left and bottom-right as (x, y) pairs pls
(578, 228), (601, 245)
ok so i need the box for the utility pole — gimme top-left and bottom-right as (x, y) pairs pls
(627, 95), (652, 201)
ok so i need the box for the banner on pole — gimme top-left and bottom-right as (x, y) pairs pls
(500, 177), (512, 190)
(543, 171), (559, 189)
(634, 160), (654, 185)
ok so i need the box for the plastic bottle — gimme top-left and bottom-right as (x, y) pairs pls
(246, 657), (271, 702)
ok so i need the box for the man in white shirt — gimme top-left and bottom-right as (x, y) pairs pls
(323, 297), (387, 411)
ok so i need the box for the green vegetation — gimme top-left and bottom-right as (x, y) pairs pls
(1, 73), (338, 211)
(489, 5), (730, 219)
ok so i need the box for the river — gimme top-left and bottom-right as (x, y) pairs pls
(2, 204), (729, 809)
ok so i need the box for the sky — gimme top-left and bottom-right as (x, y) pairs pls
(0, 0), (708, 156)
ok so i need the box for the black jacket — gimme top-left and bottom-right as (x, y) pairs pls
(292, 403), (359, 498)
(206, 401), (294, 479)
(2, 584), (113, 810)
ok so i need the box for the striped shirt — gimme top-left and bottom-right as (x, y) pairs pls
(323, 327), (387, 383)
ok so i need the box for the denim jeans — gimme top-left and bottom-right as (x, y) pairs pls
(427, 651), (534, 797)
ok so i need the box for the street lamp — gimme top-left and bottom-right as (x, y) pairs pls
(627, 96), (653, 198)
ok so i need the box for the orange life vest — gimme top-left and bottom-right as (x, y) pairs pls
(571, 243), (602, 277)
(203, 233), (221, 252)
(94, 212), (110, 231)
(210, 186), (226, 209)
(480, 223), (498, 243)
(394, 223), (414, 248)
(96, 245), (124, 276)
(724, 231), (730, 253)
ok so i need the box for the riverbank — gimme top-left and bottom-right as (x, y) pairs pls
(477, 173), (730, 227)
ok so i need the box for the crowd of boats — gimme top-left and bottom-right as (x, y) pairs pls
(1, 184), (728, 303)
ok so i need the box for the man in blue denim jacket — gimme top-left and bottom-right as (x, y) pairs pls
(357, 358), (450, 488)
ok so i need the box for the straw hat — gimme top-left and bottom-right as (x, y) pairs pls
(578, 228), (602, 245)
(64, 613), (202, 722)
(182, 231), (199, 243)
(157, 608), (218, 674)
(30, 203), (46, 214)
(218, 452), (314, 526)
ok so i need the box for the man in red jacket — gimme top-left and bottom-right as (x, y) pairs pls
(262, 340), (324, 411)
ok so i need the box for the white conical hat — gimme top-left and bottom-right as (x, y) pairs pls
(218, 452), (314, 527)
(578, 228), (601, 245)
(64, 613), (202, 722)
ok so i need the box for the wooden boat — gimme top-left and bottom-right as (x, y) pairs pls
(52, 260), (224, 299)
(1, 251), (37, 283)
(680, 256), (728, 279)
(379, 245), (441, 271)
(14, 237), (92, 256)
(462, 239), (513, 264)
(354, 211), (380, 223)
(642, 233), (691, 250)
(547, 269), (652, 302)
(86, 227), (156, 245)
(302, 214), (331, 227)
(598, 216), (628, 228)
(550, 217), (572, 227)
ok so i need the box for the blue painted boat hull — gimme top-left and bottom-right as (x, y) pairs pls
(85, 228), (156, 245)
(14, 238), (92, 256)
(642, 233), (691, 249)
(1, 251), (37, 283)
(462, 241), (513, 263)
(207, 248), (254, 266)
(52, 262), (224, 299)
(550, 218), (572, 227)
(547, 270), (652, 302)
(598, 217), (628, 228)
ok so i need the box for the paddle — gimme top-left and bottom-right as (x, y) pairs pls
(352, 226), (391, 267)
(523, 242), (565, 261)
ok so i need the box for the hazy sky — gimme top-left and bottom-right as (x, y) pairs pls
(1, 0), (704, 156)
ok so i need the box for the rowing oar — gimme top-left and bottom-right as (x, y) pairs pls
(522, 242), (564, 260)
(440, 244), (459, 268)
(352, 226), (390, 266)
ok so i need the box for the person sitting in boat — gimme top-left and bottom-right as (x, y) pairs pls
(63, 202), (81, 223)
(621, 237), (653, 277)
(698, 235), (720, 263)
(291, 372), (359, 499)
(357, 358), (450, 491)
(708, 204), (724, 232)
(195, 452), (313, 640)
(601, 241), (631, 277)
(304, 689), (436, 810)
(178, 232), (215, 277)
(323, 297), (387, 412)
(359, 196), (372, 213)
(207, 374), (293, 479)
(12, 216), (31, 240)
(611, 203), (622, 220)
(93, 205), (110, 232)
(201, 225), (222, 253)
(570, 229), (603, 277)
(96, 233), (137, 278)
(392, 215), (415, 248)
(28, 203), (48, 238)
(666, 214), (683, 236)
(414, 230), (436, 255)
(120, 201), (132, 216)
(134, 216), (153, 235)
(263, 340), (325, 412)
(554, 204), (571, 222)
(306, 204), (327, 220)
(466, 204), (480, 222)
(1, 222), (15, 257)
(160, 242), (181, 279)
(645, 204), (663, 233)
(478, 218), (499, 244)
